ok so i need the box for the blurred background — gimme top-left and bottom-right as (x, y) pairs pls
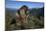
(5, 0), (44, 31)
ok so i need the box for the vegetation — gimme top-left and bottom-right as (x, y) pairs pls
(5, 7), (44, 31)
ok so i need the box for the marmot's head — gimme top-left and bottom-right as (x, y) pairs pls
(20, 5), (28, 11)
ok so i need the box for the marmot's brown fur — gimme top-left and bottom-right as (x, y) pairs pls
(16, 5), (29, 29)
